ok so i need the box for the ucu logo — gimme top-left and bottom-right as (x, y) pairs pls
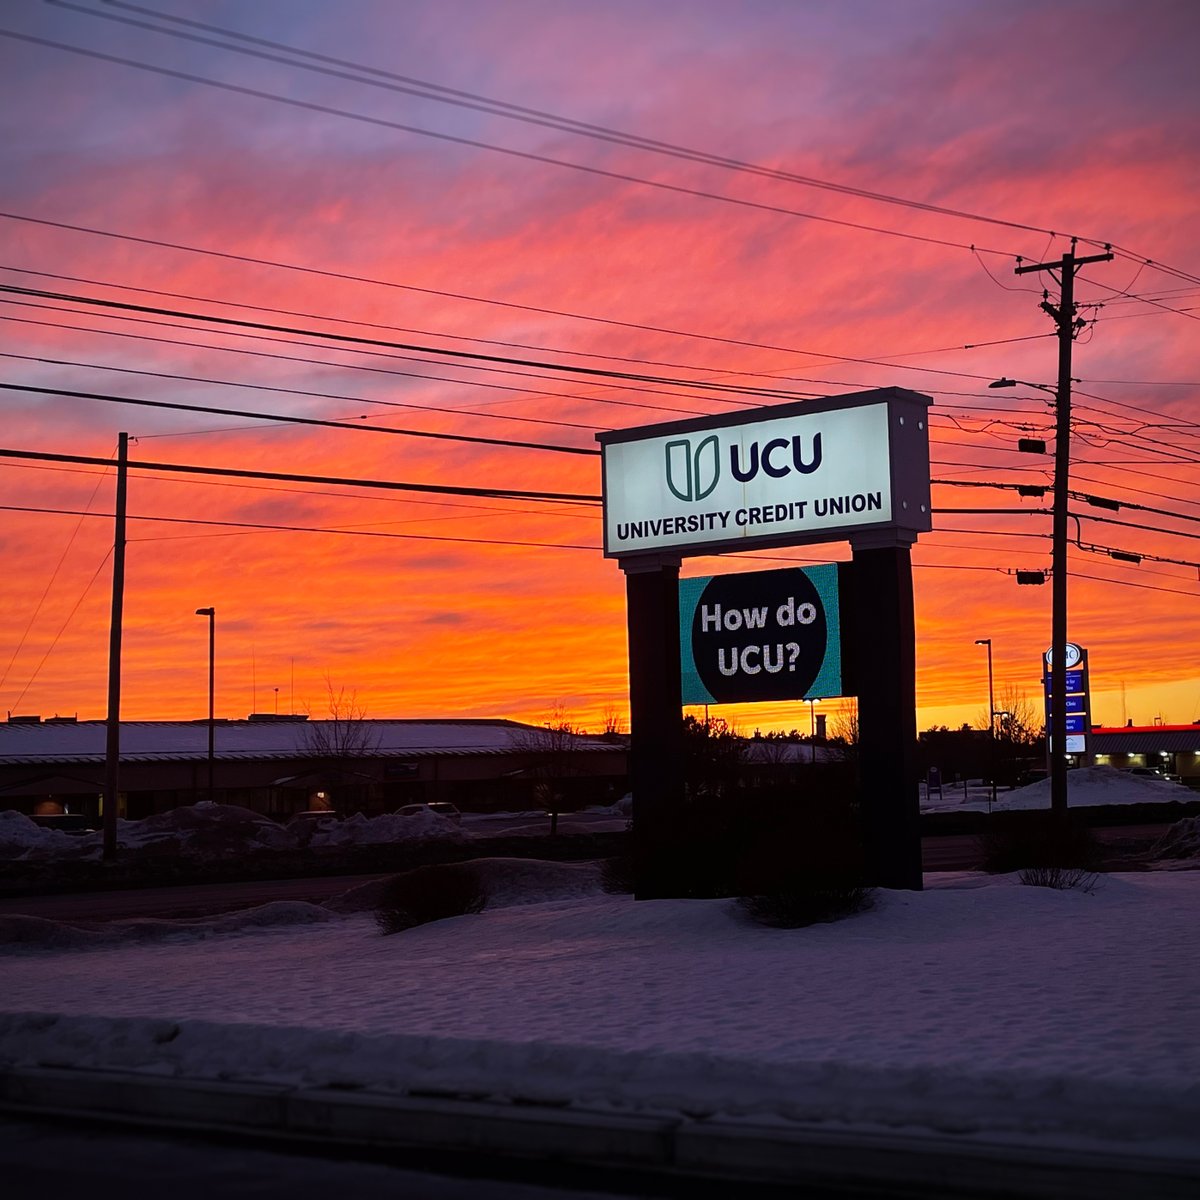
(665, 435), (720, 502)
(665, 433), (824, 502)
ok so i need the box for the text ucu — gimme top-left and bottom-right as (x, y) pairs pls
(729, 434), (823, 483)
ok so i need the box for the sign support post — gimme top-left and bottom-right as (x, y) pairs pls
(622, 554), (684, 900)
(849, 533), (922, 889)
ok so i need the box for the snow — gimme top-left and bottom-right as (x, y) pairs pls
(1150, 816), (1200, 867)
(0, 802), (465, 863)
(1, 864), (1198, 1157)
(921, 765), (1194, 812)
(0, 718), (617, 762)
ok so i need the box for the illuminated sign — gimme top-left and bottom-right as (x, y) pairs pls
(1043, 643), (1091, 756)
(598, 388), (932, 559)
(679, 565), (847, 705)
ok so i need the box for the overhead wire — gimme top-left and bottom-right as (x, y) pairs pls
(0, 25), (1021, 258)
(0, 262), (1058, 386)
(0, 441), (114, 698)
(0, 380), (602, 457)
(0, 214), (1049, 384)
(68, 1), (1073, 243)
(3, 543), (114, 713)
(71, 0), (1200, 299)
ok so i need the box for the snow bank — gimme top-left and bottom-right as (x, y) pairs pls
(1, 873), (1197, 1154)
(0, 801), (468, 863)
(0, 901), (337, 952)
(998, 765), (1191, 810)
(299, 808), (465, 849)
(1150, 816), (1200, 866)
(0, 810), (86, 860)
(924, 765), (1194, 813)
(324, 858), (604, 914)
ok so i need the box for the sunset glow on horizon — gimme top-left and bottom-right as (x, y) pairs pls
(2, 0), (1198, 736)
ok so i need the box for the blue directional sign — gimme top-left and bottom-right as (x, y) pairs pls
(1042, 643), (1091, 755)
(1041, 669), (1085, 693)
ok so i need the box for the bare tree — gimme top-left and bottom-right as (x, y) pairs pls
(827, 700), (859, 763)
(512, 702), (584, 835)
(301, 680), (380, 811)
(985, 685), (1044, 787)
(600, 705), (626, 736)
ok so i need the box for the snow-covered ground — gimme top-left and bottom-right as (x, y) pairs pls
(2, 862), (1198, 1160)
(921, 765), (1195, 813)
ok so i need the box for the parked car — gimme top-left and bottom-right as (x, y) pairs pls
(1124, 766), (1163, 778)
(396, 801), (462, 823)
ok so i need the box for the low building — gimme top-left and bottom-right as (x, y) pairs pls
(1091, 724), (1200, 789)
(0, 716), (628, 821)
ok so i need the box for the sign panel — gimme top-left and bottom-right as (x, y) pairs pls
(1043, 643), (1091, 756)
(679, 564), (845, 704)
(598, 388), (932, 559)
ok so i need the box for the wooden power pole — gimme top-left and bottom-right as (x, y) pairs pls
(103, 432), (129, 861)
(1014, 243), (1112, 820)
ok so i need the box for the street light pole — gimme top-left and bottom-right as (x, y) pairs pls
(975, 638), (996, 810)
(195, 607), (215, 805)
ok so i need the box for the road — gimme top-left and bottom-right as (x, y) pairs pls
(2, 1106), (1193, 1200)
(0, 1115), (659, 1200)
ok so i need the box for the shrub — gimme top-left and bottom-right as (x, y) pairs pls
(739, 881), (873, 928)
(374, 862), (486, 935)
(1018, 865), (1098, 892)
(600, 854), (634, 895)
(735, 783), (873, 926)
(980, 810), (1100, 875)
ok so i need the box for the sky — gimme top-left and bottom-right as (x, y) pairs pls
(1, 0), (1198, 734)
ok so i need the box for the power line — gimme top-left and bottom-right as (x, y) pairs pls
(0, 458), (601, 524)
(0, 446), (602, 504)
(0, 307), (618, 430)
(0, 503), (599, 552)
(0, 444), (113, 697)
(3, 544), (114, 713)
(1067, 569), (1199, 598)
(0, 262), (1056, 386)
(0, 214), (1039, 384)
(6, 499), (1195, 593)
(0, 283), (810, 402)
(0, 27), (1019, 259)
(69, 0), (1074, 246)
(7, 300), (1072, 427)
(0, 380), (601, 457)
(66, 0), (1200, 294)
(932, 478), (1200, 526)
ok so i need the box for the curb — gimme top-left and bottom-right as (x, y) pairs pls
(2, 1065), (1198, 1197)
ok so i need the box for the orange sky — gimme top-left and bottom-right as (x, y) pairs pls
(2, 0), (1198, 735)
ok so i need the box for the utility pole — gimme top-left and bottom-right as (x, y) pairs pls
(103, 432), (129, 861)
(1014, 242), (1112, 821)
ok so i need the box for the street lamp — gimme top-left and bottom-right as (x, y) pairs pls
(807, 697), (821, 764)
(990, 376), (1071, 821)
(195, 607), (215, 805)
(975, 639), (997, 810)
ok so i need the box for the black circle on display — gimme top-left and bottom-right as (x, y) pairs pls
(691, 568), (828, 703)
